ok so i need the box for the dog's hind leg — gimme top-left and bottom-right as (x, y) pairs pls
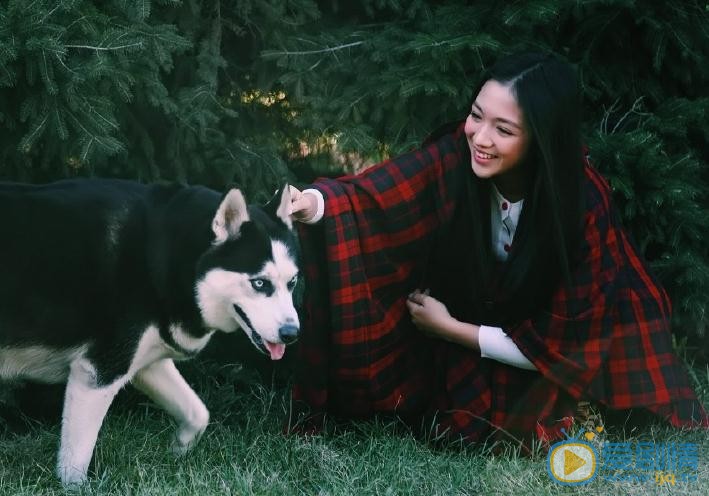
(57, 358), (125, 486)
(131, 358), (210, 455)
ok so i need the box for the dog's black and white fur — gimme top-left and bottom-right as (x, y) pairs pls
(0, 179), (300, 485)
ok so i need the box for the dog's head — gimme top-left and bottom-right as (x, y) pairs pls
(195, 185), (300, 360)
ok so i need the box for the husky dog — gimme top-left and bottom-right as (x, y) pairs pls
(0, 179), (300, 485)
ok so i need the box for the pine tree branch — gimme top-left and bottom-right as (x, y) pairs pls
(265, 41), (364, 57)
(83, 98), (119, 131)
(612, 97), (648, 134)
(54, 53), (77, 75)
(21, 115), (48, 151)
(64, 42), (143, 51)
(40, 4), (62, 24)
(599, 98), (620, 134)
(82, 137), (94, 162)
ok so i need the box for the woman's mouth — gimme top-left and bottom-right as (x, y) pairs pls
(473, 148), (497, 164)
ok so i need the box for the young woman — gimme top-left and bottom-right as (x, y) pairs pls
(288, 52), (707, 447)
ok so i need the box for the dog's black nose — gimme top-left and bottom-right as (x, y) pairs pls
(278, 324), (299, 344)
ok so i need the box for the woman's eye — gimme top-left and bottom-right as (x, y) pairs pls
(469, 111), (481, 120)
(498, 127), (513, 136)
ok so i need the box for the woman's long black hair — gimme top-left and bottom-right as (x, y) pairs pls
(428, 52), (585, 325)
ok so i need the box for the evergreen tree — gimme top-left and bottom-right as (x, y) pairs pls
(0, 0), (192, 181)
(0, 0), (315, 197)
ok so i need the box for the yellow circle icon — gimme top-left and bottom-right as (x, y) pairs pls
(547, 442), (597, 485)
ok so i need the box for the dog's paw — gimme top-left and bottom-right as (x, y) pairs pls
(171, 409), (209, 456)
(170, 431), (203, 457)
(170, 438), (192, 457)
(57, 464), (88, 488)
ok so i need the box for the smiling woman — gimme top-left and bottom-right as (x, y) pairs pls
(287, 51), (708, 449)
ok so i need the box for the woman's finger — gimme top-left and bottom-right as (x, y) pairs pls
(407, 288), (430, 305)
(405, 298), (420, 314)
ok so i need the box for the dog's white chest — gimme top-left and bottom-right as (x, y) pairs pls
(127, 324), (213, 373)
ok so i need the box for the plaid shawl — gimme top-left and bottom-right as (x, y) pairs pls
(292, 124), (708, 446)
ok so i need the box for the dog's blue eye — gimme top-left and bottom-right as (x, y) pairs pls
(250, 278), (271, 292)
(287, 275), (298, 290)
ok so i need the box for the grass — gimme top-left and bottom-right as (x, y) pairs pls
(1, 352), (708, 496)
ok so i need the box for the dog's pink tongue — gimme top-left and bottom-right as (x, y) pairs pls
(264, 341), (286, 360)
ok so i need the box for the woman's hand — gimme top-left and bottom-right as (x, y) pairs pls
(406, 289), (452, 334)
(406, 289), (480, 349)
(289, 185), (318, 223)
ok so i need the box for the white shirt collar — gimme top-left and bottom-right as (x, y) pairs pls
(490, 183), (524, 260)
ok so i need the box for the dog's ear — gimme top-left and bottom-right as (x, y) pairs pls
(265, 183), (293, 230)
(212, 188), (249, 243)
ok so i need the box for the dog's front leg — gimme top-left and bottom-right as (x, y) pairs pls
(131, 358), (209, 455)
(57, 358), (123, 486)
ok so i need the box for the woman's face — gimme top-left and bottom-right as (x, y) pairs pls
(464, 80), (530, 198)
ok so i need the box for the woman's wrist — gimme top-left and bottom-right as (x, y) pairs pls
(445, 319), (480, 350)
(298, 189), (324, 224)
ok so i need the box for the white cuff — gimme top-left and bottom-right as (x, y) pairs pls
(301, 188), (325, 224)
(479, 325), (537, 371)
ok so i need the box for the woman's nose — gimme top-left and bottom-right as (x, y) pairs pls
(473, 125), (493, 147)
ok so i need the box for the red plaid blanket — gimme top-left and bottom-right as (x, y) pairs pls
(292, 123), (708, 446)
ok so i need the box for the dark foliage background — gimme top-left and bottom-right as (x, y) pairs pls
(0, 0), (707, 352)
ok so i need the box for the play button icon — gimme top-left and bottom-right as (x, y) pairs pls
(547, 441), (598, 485)
(564, 449), (586, 476)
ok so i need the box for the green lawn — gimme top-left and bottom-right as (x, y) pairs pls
(1, 356), (707, 496)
